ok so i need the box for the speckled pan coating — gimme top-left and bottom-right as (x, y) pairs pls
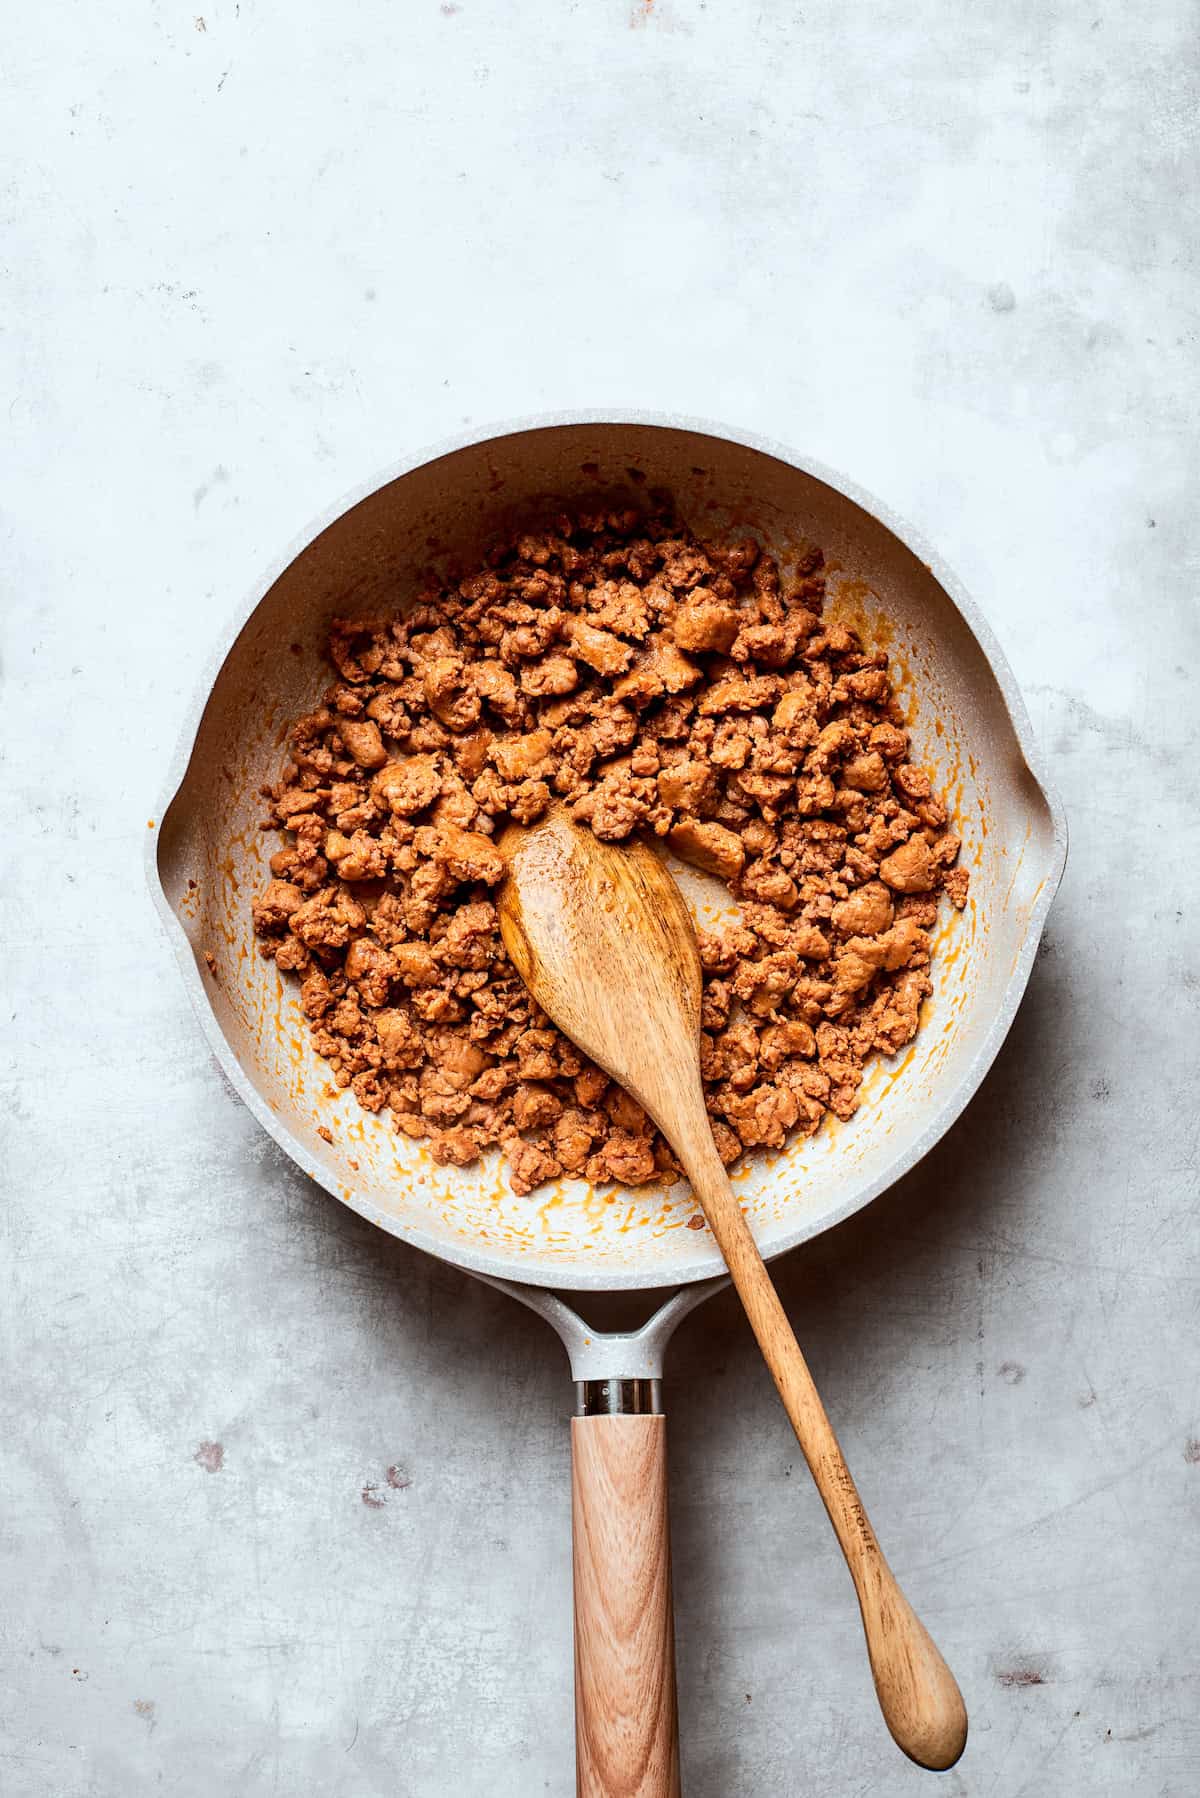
(147, 414), (1067, 1291)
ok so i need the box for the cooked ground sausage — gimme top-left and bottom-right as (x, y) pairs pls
(254, 501), (968, 1194)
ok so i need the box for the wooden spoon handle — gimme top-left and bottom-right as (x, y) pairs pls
(686, 1138), (967, 1772)
(572, 1414), (681, 1798)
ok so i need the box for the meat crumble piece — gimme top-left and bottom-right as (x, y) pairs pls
(670, 592), (741, 654)
(831, 881), (894, 938)
(252, 879), (304, 934)
(566, 616), (635, 676)
(943, 866), (970, 909)
(657, 760), (717, 814)
(255, 502), (969, 1191)
(337, 719), (387, 770)
(668, 818), (746, 882)
(373, 755), (442, 817)
(879, 833), (937, 893)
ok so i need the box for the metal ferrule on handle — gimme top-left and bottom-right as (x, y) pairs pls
(575, 1377), (663, 1416)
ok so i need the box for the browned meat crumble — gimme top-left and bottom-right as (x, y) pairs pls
(252, 500), (968, 1195)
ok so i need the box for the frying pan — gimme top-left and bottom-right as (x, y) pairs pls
(148, 414), (1066, 1792)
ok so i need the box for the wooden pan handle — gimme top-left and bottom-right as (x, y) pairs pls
(571, 1414), (681, 1798)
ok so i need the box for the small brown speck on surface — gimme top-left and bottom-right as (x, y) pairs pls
(133, 1699), (156, 1726)
(385, 1464), (412, 1490)
(203, 949), (218, 976)
(193, 1441), (224, 1473)
(361, 1484), (386, 1509)
(996, 1666), (1048, 1688)
(348, 1157), (359, 1170)
(686, 1213), (706, 1230)
(289, 642), (303, 656)
(998, 1360), (1026, 1385)
(317, 1125), (333, 1143)
(1184, 1439), (1200, 1464)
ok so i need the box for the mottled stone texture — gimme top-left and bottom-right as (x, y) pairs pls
(2, 2), (1197, 1793)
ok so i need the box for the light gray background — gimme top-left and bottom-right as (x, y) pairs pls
(3, 3), (1197, 1794)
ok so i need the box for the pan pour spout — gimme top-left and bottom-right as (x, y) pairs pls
(499, 804), (968, 1774)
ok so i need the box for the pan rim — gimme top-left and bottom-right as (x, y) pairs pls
(146, 410), (1068, 1291)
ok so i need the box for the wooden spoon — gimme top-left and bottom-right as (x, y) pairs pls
(498, 803), (967, 1774)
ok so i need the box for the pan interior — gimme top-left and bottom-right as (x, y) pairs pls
(154, 421), (1061, 1289)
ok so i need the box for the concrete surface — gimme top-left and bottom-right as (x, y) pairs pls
(3, 2), (1198, 1793)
